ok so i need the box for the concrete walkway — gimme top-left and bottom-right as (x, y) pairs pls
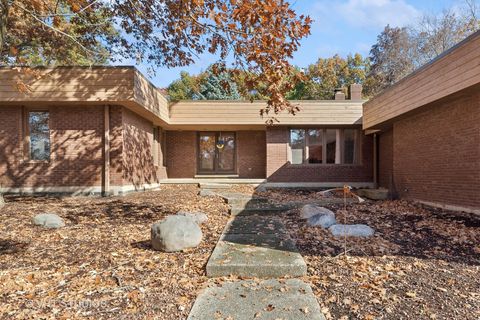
(188, 194), (325, 319)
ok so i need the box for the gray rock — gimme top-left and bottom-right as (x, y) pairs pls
(307, 212), (337, 228)
(177, 211), (208, 225)
(151, 215), (203, 252)
(329, 224), (375, 237)
(255, 185), (267, 193)
(0, 194), (4, 209)
(199, 189), (216, 197)
(32, 213), (65, 229)
(300, 204), (335, 219)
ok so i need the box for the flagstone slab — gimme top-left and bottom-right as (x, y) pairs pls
(206, 233), (306, 278)
(187, 279), (325, 320)
(224, 215), (287, 235)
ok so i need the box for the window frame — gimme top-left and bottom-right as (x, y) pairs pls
(24, 107), (51, 162)
(288, 127), (362, 166)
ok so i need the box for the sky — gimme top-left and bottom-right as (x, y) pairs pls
(132, 0), (462, 88)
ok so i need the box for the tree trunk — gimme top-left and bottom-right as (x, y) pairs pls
(0, 0), (10, 56)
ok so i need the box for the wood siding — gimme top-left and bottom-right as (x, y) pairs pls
(363, 31), (480, 130)
(168, 100), (363, 126)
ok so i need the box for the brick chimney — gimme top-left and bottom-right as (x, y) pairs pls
(348, 84), (362, 100)
(334, 88), (345, 100)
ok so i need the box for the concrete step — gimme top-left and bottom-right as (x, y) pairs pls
(206, 233), (307, 278)
(188, 279), (325, 320)
(198, 183), (233, 189)
(230, 207), (287, 216)
(224, 215), (288, 235)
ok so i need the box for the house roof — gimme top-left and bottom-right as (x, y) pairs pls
(363, 30), (480, 131)
(0, 66), (363, 129)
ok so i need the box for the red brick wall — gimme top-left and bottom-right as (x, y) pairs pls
(122, 108), (166, 186)
(266, 127), (373, 182)
(378, 128), (393, 191)
(237, 131), (266, 178)
(391, 89), (480, 210)
(166, 131), (197, 178)
(0, 105), (104, 188)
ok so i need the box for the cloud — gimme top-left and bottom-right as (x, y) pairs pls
(313, 0), (420, 29)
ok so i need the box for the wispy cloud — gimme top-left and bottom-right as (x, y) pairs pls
(313, 0), (420, 29)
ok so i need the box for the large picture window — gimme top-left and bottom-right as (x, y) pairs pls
(289, 128), (360, 165)
(28, 111), (50, 161)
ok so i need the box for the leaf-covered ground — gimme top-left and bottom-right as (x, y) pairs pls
(1, 186), (479, 319)
(283, 200), (480, 320)
(0, 185), (230, 319)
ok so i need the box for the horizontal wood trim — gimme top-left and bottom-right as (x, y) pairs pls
(363, 31), (480, 129)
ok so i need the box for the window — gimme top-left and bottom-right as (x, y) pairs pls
(289, 128), (360, 165)
(325, 129), (337, 164)
(343, 129), (358, 164)
(290, 129), (305, 164)
(28, 111), (50, 161)
(307, 129), (322, 163)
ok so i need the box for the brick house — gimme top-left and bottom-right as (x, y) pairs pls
(363, 31), (480, 214)
(0, 31), (478, 215)
(0, 68), (372, 195)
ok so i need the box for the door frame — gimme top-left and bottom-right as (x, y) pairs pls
(197, 131), (237, 174)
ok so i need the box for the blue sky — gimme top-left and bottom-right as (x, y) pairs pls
(134, 0), (462, 88)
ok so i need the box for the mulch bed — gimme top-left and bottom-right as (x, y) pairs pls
(0, 185), (229, 319)
(283, 200), (480, 320)
(1, 186), (479, 319)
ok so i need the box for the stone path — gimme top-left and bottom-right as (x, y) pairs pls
(188, 193), (326, 319)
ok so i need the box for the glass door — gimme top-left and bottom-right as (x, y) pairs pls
(197, 132), (236, 174)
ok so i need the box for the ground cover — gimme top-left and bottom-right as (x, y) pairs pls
(283, 200), (480, 320)
(0, 185), (229, 319)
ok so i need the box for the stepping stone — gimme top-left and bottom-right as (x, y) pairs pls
(199, 183), (232, 189)
(224, 215), (287, 235)
(206, 233), (306, 278)
(188, 279), (325, 320)
(230, 207), (287, 216)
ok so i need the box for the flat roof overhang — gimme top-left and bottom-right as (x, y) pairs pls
(0, 66), (364, 128)
(363, 30), (480, 132)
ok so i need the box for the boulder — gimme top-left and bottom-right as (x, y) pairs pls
(300, 204), (335, 219)
(307, 212), (337, 228)
(177, 211), (208, 225)
(329, 224), (375, 238)
(199, 189), (217, 197)
(32, 213), (65, 229)
(255, 185), (268, 193)
(151, 215), (203, 252)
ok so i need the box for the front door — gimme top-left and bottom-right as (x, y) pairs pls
(198, 132), (236, 174)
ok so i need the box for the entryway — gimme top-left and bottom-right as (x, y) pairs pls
(197, 132), (236, 175)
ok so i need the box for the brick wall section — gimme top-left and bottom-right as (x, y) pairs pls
(122, 108), (164, 186)
(266, 127), (373, 182)
(109, 105), (124, 187)
(166, 131), (197, 178)
(0, 105), (104, 188)
(378, 128), (393, 191)
(237, 131), (266, 178)
(391, 89), (480, 210)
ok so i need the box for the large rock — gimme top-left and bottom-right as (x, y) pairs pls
(151, 215), (203, 252)
(177, 211), (208, 225)
(300, 204), (335, 219)
(329, 224), (375, 237)
(32, 213), (65, 229)
(199, 189), (216, 197)
(307, 212), (336, 228)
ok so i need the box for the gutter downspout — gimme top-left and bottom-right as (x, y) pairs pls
(103, 105), (110, 196)
(373, 133), (378, 189)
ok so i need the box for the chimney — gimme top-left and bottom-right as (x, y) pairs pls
(334, 88), (345, 100)
(348, 84), (362, 100)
